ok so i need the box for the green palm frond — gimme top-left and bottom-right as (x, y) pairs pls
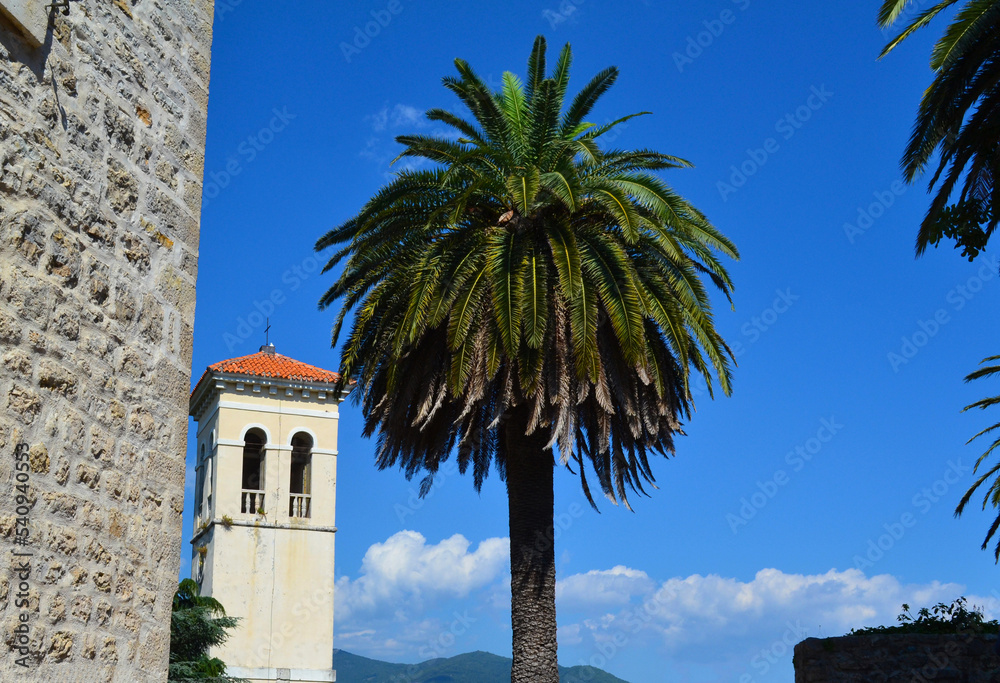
(878, 0), (960, 57)
(560, 66), (619, 137)
(169, 581), (246, 682)
(317, 35), (738, 510)
(929, 0), (996, 69)
(525, 35), (548, 105)
(957, 355), (1000, 561)
(878, 0), (1000, 257)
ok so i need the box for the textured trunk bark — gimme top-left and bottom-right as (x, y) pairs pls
(505, 408), (559, 683)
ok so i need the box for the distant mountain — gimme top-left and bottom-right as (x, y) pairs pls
(333, 649), (631, 683)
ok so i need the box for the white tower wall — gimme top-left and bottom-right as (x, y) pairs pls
(189, 353), (342, 683)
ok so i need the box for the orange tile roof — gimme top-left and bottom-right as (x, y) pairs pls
(206, 350), (341, 384)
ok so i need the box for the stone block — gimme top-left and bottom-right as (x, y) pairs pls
(794, 635), (1000, 682)
(105, 156), (139, 215)
(0, 0), (47, 47)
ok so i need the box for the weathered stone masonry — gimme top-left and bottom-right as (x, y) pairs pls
(0, 0), (213, 680)
(794, 634), (1000, 682)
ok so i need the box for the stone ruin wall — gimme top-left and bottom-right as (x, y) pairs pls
(0, 0), (213, 680)
(794, 634), (1000, 683)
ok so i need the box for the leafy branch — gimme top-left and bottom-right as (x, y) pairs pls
(848, 597), (999, 635)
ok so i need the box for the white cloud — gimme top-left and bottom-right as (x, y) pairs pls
(368, 107), (389, 133)
(334, 531), (1000, 674)
(557, 622), (584, 647)
(359, 103), (462, 179)
(335, 531), (510, 661)
(389, 104), (422, 128)
(365, 104), (426, 133)
(358, 136), (386, 163)
(336, 530), (508, 623)
(335, 531), (509, 659)
(555, 565), (993, 673)
(558, 565), (656, 609)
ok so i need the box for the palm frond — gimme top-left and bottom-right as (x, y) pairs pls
(318, 34), (738, 513)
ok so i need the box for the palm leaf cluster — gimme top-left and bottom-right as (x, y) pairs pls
(878, 0), (1000, 257)
(956, 355), (1000, 560)
(169, 579), (246, 683)
(317, 37), (738, 508)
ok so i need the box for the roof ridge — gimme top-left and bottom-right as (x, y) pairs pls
(204, 349), (340, 383)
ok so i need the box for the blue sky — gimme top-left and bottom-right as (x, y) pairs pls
(182, 1), (1000, 681)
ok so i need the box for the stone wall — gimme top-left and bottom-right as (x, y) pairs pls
(0, 0), (213, 680)
(794, 634), (1000, 682)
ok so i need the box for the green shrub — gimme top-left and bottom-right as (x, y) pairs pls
(848, 597), (999, 636)
(169, 579), (248, 682)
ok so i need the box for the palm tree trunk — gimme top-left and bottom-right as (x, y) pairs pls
(505, 407), (558, 683)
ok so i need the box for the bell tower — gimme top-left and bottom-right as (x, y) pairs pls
(189, 344), (344, 683)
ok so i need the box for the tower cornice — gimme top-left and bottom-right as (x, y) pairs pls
(189, 348), (348, 421)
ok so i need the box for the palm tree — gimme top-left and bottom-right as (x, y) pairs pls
(877, 0), (1000, 258)
(316, 36), (738, 682)
(956, 355), (1000, 560)
(169, 579), (246, 682)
